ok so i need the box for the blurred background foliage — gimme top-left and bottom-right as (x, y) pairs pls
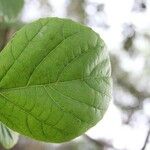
(0, 0), (150, 150)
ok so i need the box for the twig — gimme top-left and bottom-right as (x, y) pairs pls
(83, 134), (120, 150)
(141, 127), (150, 150)
(0, 27), (10, 51)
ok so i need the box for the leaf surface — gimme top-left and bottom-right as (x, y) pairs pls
(0, 18), (112, 142)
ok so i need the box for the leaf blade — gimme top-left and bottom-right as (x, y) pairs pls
(0, 18), (112, 142)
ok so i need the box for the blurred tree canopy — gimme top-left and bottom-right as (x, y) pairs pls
(0, 0), (150, 150)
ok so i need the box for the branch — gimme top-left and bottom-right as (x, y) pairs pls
(117, 76), (150, 100)
(0, 28), (9, 51)
(83, 134), (119, 150)
(141, 127), (150, 150)
(111, 54), (150, 111)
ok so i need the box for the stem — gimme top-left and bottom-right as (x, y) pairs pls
(141, 127), (150, 150)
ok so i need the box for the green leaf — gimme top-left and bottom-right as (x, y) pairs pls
(0, 0), (24, 22)
(0, 18), (112, 143)
(0, 122), (19, 149)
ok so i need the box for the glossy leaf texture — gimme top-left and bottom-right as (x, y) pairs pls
(0, 122), (18, 149)
(0, 18), (112, 143)
(0, 0), (24, 22)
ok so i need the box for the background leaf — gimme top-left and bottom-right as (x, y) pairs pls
(0, 122), (19, 149)
(0, 0), (24, 22)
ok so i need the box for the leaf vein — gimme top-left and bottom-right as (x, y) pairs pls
(0, 20), (49, 84)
